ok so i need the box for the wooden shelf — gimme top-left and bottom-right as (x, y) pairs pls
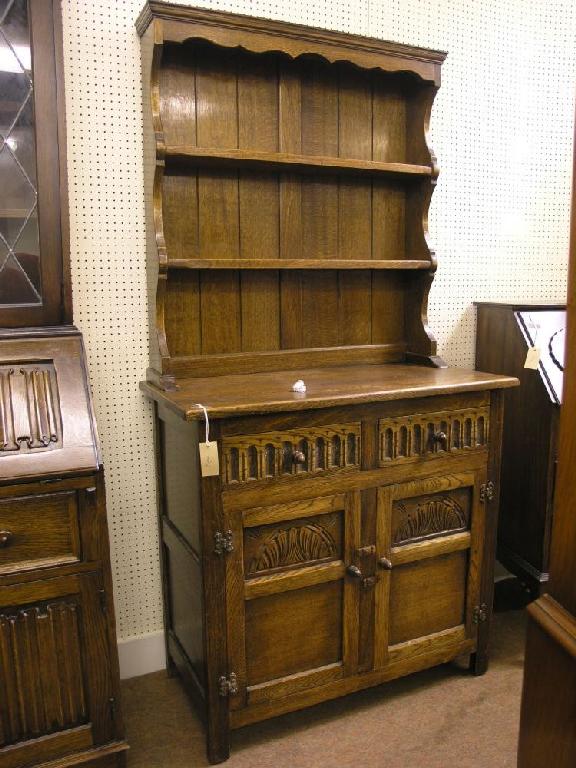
(167, 259), (432, 271)
(164, 146), (432, 179)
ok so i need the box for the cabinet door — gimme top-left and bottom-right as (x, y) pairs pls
(374, 471), (485, 670)
(225, 492), (361, 711)
(0, 572), (115, 768)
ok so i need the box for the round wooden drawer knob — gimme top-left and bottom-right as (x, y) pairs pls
(0, 530), (13, 548)
(432, 431), (448, 448)
(292, 450), (306, 465)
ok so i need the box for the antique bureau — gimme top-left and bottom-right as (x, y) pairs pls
(137, 3), (518, 762)
(0, 1), (126, 766)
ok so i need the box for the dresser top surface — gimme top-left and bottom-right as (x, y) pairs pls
(140, 364), (518, 420)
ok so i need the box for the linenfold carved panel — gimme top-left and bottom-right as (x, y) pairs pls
(0, 599), (87, 747)
(0, 362), (62, 455)
(222, 424), (360, 485)
(379, 407), (489, 466)
(244, 512), (342, 576)
(392, 487), (471, 545)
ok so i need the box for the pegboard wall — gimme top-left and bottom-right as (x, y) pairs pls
(60, 0), (576, 644)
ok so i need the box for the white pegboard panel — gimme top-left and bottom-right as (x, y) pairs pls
(60, 0), (576, 641)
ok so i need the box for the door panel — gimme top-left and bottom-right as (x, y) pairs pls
(245, 581), (343, 685)
(226, 492), (360, 710)
(0, 572), (114, 763)
(375, 470), (485, 668)
(389, 549), (467, 644)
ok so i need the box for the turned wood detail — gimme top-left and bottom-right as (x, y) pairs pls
(222, 425), (360, 485)
(246, 522), (338, 575)
(0, 363), (62, 454)
(392, 494), (469, 545)
(0, 599), (87, 747)
(379, 406), (489, 465)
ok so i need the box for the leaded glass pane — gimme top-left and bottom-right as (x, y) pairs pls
(0, 0), (40, 307)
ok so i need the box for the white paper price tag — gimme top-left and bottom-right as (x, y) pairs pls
(524, 346), (541, 370)
(195, 403), (220, 477)
(199, 441), (220, 477)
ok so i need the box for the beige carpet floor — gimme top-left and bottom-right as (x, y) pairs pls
(121, 608), (526, 768)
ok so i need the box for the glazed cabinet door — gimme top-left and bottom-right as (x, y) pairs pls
(0, 572), (115, 768)
(374, 470), (486, 671)
(225, 492), (361, 713)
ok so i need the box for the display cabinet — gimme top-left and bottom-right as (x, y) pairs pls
(137, 3), (518, 762)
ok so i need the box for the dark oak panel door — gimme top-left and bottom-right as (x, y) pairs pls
(374, 471), (486, 669)
(225, 492), (361, 710)
(0, 572), (115, 767)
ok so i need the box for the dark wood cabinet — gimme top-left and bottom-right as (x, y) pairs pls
(475, 302), (565, 594)
(0, 4), (125, 767)
(137, 3), (517, 762)
(0, 330), (127, 768)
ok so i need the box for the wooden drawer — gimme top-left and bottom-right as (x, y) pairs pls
(222, 424), (361, 486)
(378, 405), (490, 466)
(0, 491), (81, 575)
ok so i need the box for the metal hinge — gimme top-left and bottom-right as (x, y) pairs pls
(109, 697), (116, 721)
(473, 604), (488, 624)
(480, 481), (495, 503)
(214, 530), (234, 556)
(99, 589), (107, 613)
(218, 672), (238, 697)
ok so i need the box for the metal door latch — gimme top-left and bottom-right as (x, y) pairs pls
(214, 530), (234, 555)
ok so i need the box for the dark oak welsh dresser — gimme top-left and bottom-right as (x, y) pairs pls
(0, 2), (127, 767)
(136, 3), (518, 762)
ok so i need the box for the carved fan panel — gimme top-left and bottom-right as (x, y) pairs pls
(379, 406), (489, 466)
(223, 423), (360, 485)
(244, 511), (342, 576)
(392, 487), (471, 545)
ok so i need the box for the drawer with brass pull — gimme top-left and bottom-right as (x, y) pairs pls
(0, 491), (82, 575)
(222, 424), (361, 486)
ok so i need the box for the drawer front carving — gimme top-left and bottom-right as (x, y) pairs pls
(0, 492), (81, 575)
(379, 407), (489, 466)
(244, 512), (342, 577)
(222, 424), (360, 485)
(0, 599), (87, 748)
(392, 486), (471, 545)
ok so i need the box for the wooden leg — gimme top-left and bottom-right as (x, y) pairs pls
(165, 651), (177, 678)
(469, 649), (488, 676)
(206, 718), (230, 764)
